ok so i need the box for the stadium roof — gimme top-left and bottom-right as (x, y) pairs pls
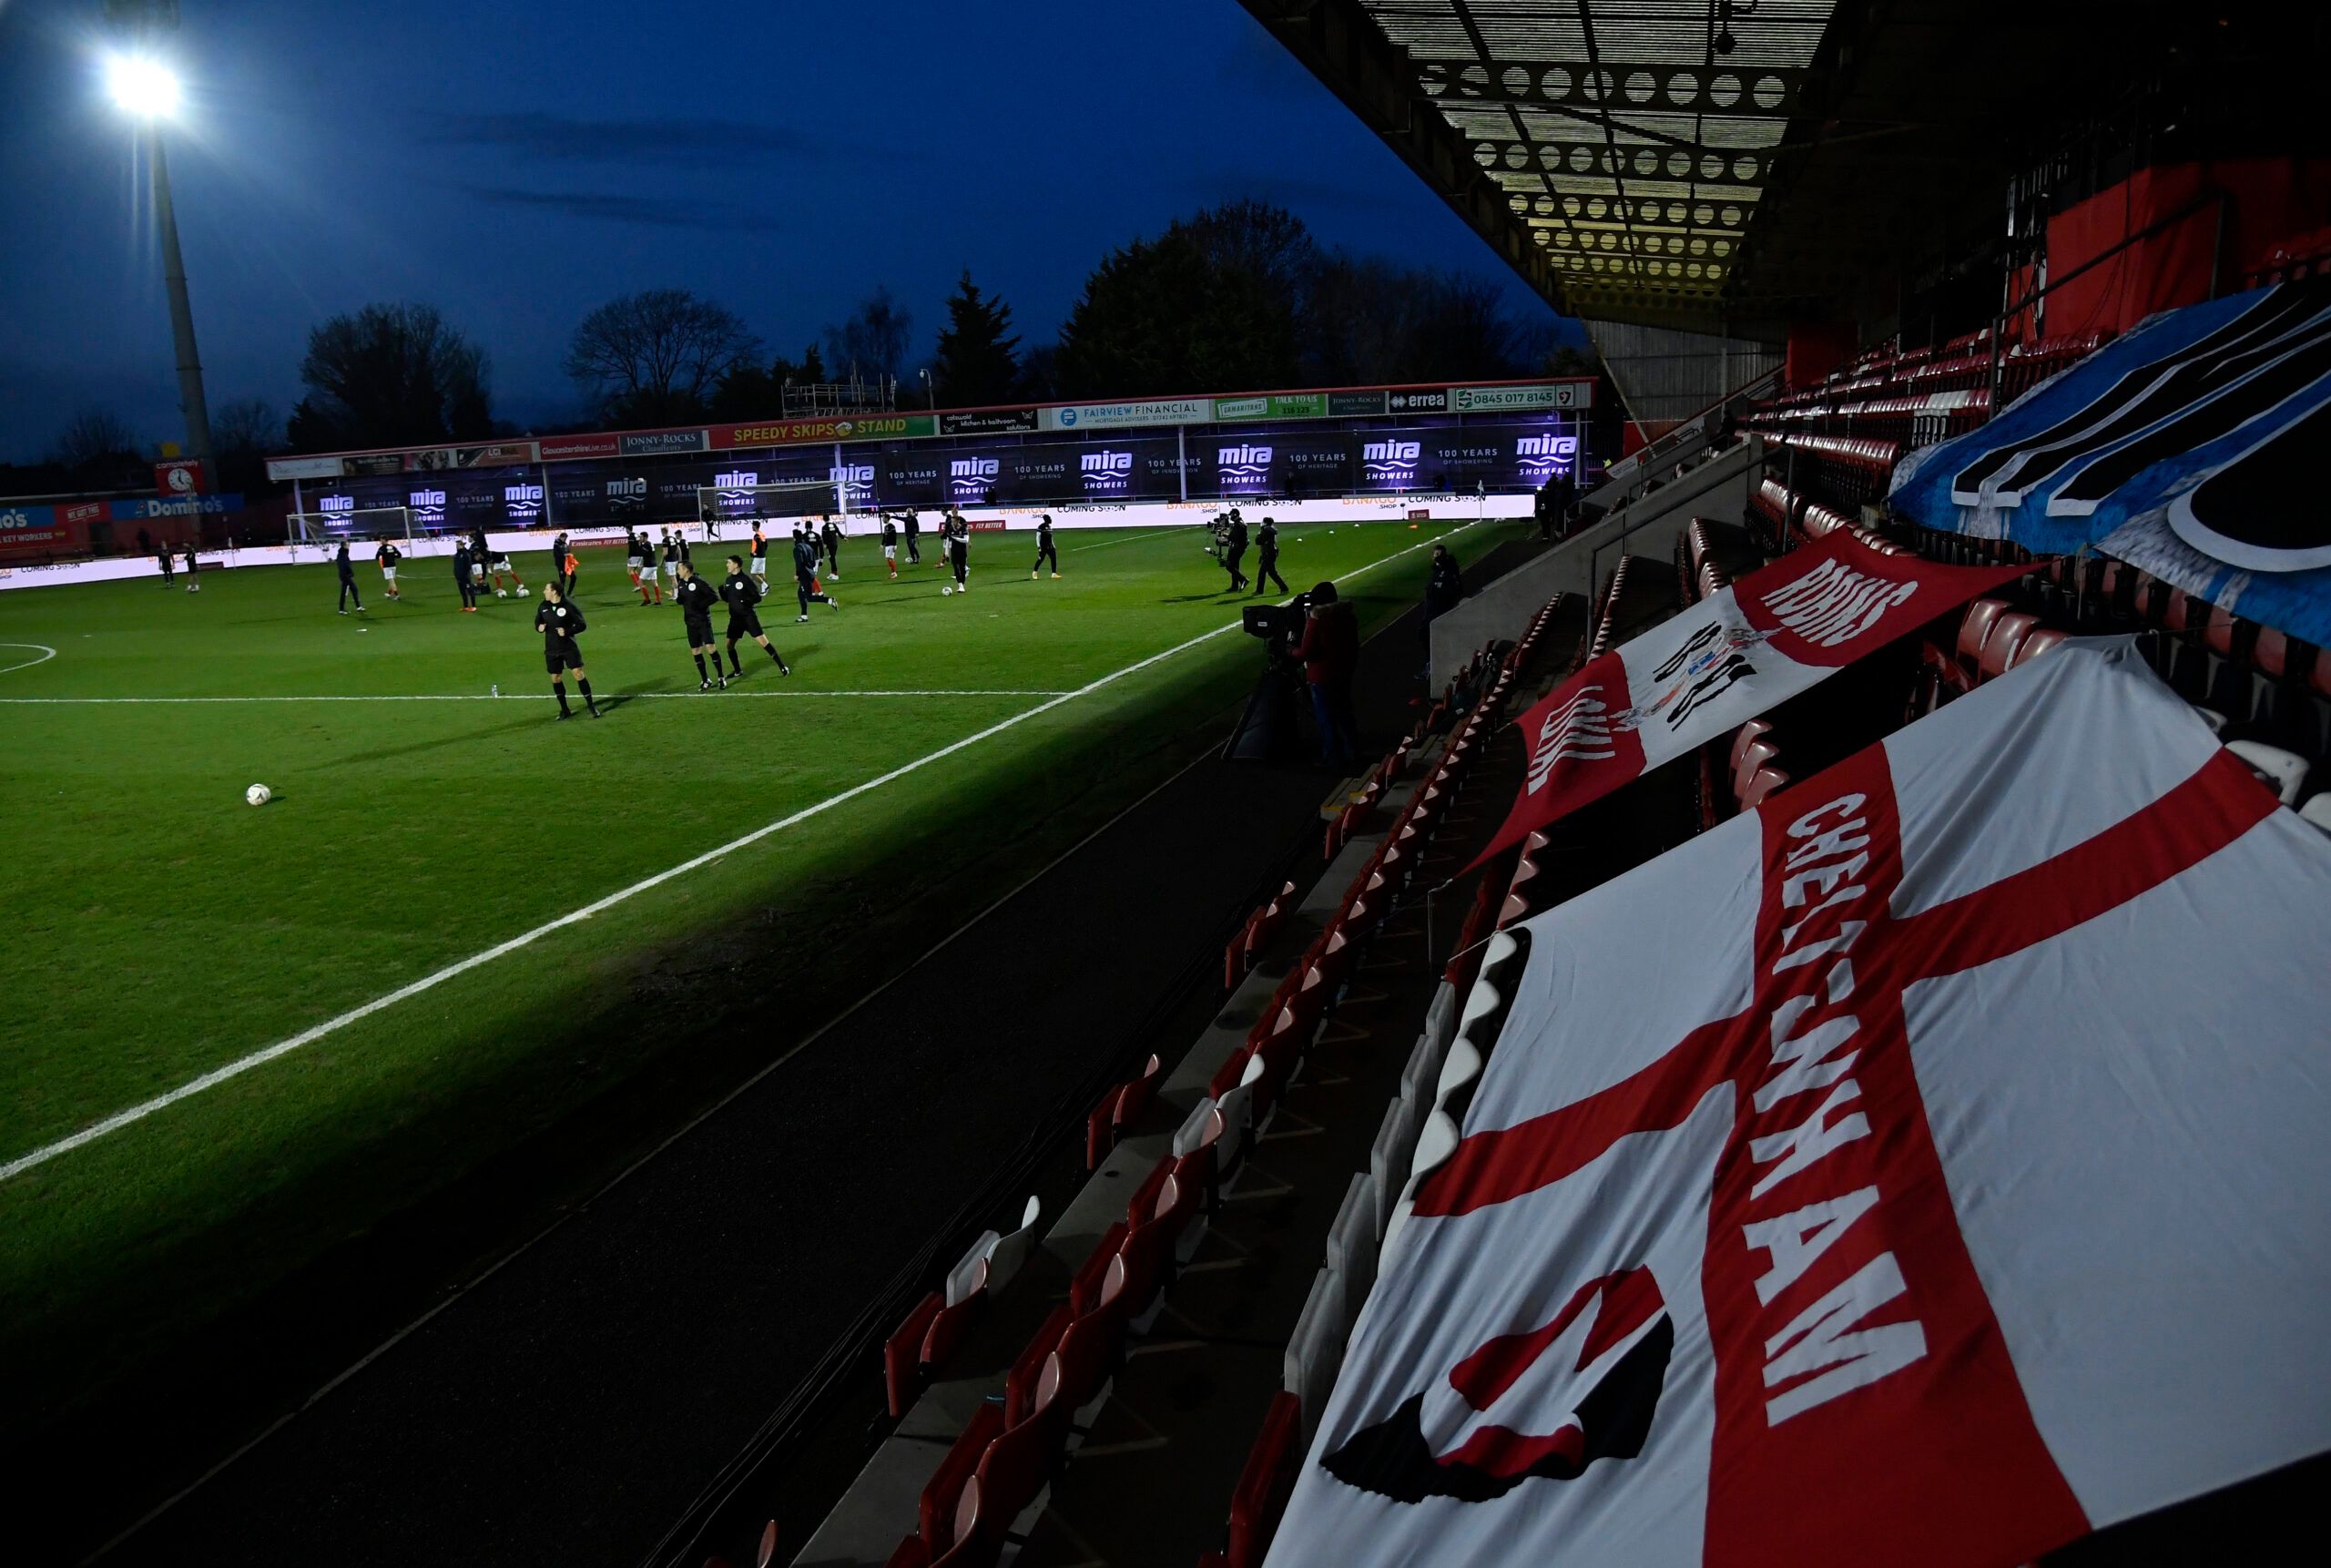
(1240, 0), (2132, 340)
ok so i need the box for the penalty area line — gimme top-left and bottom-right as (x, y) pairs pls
(0, 516), (1483, 1186)
(0, 642), (58, 677)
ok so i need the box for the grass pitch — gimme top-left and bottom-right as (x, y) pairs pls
(0, 516), (1501, 1436)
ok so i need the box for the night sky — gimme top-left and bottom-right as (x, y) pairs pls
(0, 0), (1566, 466)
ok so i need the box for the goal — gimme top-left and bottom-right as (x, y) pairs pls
(695, 479), (843, 532)
(291, 506), (412, 544)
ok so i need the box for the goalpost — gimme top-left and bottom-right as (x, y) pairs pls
(291, 506), (412, 545)
(694, 479), (844, 537)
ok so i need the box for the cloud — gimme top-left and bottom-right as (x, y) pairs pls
(428, 112), (815, 165)
(460, 186), (781, 232)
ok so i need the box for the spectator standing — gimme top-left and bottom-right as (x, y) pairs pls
(1288, 579), (1361, 769)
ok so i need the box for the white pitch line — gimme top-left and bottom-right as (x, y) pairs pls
(0, 642), (57, 676)
(0, 519), (1481, 1185)
(0, 689), (1069, 705)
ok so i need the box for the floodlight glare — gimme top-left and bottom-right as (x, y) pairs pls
(106, 54), (181, 117)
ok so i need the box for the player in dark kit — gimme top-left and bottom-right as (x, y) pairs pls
(335, 540), (366, 614)
(1031, 514), (1059, 579)
(374, 539), (402, 600)
(1252, 515), (1288, 596)
(534, 582), (599, 718)
(791, 528), (836, 620)
(719, 555), (791, 676)
(943, 509), (970, 591)
(156, 542), (174, 585)
(819, 514), (842, 577)
(550, 532), (569, 592)
(749, 522), (769, 586)
(181, 542), (199, 592)
(673, 560), (726, 689)
(453, 540), (479, 611)
(335, 538), (365, 610)
(904, 508), (922, 564)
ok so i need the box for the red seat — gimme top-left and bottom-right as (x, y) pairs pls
(884, 1533), (931, 1568)
(1726, 718), (1774, 773)
(1069, 1221), (1127, 1318)
(1957, 598), (2010, 674)
(1732, 741), (1779, 802)
(885, 1292), (944, 1418)
(920, 1265), (986, 1380)
(930, 1476), (999, 1568)
(1227, 1390), (1303, 1568)
(1740, 767), (1791, 809)
(920, 1401), (1004, 1551)
(1978, 611), (2041, 680)
(1003, 1305), (1073, 1429)
(2012, 626), (2070, 666)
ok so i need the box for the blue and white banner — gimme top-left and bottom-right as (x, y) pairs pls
(1889, 281), (2331, 644)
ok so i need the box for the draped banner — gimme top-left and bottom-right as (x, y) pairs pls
(1888, 280), (2331, 645)
(1277, 641), (2331, 1568)
(1473, 533), (2024, 867)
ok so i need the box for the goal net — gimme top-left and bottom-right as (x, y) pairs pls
(291, 506), (411, 544)
(695, 479), (841, 531)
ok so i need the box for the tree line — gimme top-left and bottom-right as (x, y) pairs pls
(38, 199), (1595, 482)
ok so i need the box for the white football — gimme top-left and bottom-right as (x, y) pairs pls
(245, 784), (272, 807)
(941, 585), (952, 596)
(496, 588), (508, 598)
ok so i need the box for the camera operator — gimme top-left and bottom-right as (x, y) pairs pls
(1222, 509), (1250, 593)
(1420, 542), (1464, 677)
(1285, 578), (1361, 769)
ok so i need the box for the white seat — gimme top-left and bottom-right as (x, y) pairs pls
(1170, 1096), (1216, 1157)
(2227, 739), (2310, 806)
(2301, 792), (2331, 832)
(981, 1195), (1043, 1298)
(1435, 1037), (1482, 1102)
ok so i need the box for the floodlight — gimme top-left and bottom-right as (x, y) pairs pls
(107, 53), (180, 118)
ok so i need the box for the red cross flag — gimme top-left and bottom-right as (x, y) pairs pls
(1275, 639), (2331, 1568)
(1474, 531), (2026, 868)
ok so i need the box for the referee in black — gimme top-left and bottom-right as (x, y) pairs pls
(720, 555), (790, 676)
(534, 581), (599, 718)
(674, 558), (725, 689)
(1030, 514), (1059, 580)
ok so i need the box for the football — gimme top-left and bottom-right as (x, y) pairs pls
(245, 784), (272, 807)
(496, 588), (508, 598)
(941, 585), (953, 596)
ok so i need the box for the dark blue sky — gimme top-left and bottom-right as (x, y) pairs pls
(0, 0), (1565, 466)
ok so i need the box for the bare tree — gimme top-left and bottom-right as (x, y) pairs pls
(565, 289), (761, 425)
(52, 409), (141, 473)
(289, 301), (495, 450)
(210, 397), (283, 458)
(821, 287), (914, 384)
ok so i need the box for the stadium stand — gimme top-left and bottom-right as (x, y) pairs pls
(766, 299), (2331, 1565)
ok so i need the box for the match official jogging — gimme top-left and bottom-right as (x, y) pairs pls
(674, 560), (724, 689)
(534, 583), (599, 718)
(721, 555), (791, 676)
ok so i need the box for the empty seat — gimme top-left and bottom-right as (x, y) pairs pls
(1227, 1390), (1304, 1568)
(1978, 611), (2042, 681)
(2013, 627), (2070, 666)
(1957, 599), (2010, 674)
(2227, 739), (2311, 806)
(1727, 718), (1774, 773)
(885, 1292), (945, 1418)
(921, 1402), (1005, 1552)
(2300, 793), (2331, 832)
(1004, 1305), (1073, 1429)
(1739, 767), (1791, 809)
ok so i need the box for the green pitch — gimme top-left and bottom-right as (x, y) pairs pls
(0, 515), (1506, 1436)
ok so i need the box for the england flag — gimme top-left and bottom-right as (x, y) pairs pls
(1275, 638), (2331, 1568)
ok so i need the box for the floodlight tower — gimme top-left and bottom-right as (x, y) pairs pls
(106, 0), (213, 468)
